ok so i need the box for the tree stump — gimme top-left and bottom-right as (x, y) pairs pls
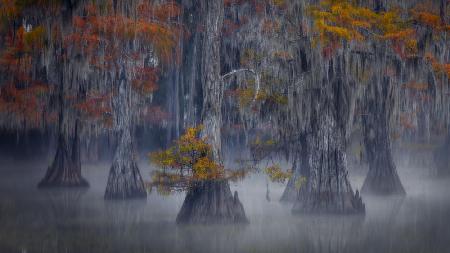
(176, 180), (248, 224)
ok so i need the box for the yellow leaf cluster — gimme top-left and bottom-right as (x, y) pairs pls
(193, 156), (223, 180)
(149, 126), (227, 187)
(265, 164), (292, 183)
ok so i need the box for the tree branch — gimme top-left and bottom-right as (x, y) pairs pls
(221, 68), (261, 103)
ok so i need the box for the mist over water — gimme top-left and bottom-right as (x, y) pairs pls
(0, 155), (449, 253)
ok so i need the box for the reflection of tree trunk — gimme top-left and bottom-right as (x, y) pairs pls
(42, 188), (87, 223)
(361, 77), (405, 195)
(301, 215), (364, 252)
(176, 0), (247, 224)
(104, 71), (146, 199)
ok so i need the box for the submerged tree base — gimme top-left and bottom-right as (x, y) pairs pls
(38, 128), (89, 188)
(176, 180), (248, 224)
(292, 191), (365, 215)
(361, 170), (406, 196)
(104, 161), (147, 200)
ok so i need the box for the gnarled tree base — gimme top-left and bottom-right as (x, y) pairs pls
(104, 161), (147, 200)
(38, 131), (88, 188)
(292, 191), (365, 215)
(176, 180), (248, 224)
(361, 167), (405, 196)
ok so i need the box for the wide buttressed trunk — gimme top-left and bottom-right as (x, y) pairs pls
(293, 107), (365, 214)
(292, 54), (365, 215)
(39, 52), (88, 188)
(176, 180), (247, 224)
(104, 71), (146, 200)
(176, 0), (247, 224)
(361, 77), (405, 195)
(38, 119), (88, 187)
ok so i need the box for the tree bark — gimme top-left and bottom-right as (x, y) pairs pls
(292, 56), (365, 214)
(292, 107), (365, 214)
(176, 180), (247, 224)
(38, 119), (88, 187)
(38, 61), (88, 188)
(280, 135), (308, 202)
(176, 0), (247, 224)
(104, 70), (146, 200)
(361, 77), (405, 195)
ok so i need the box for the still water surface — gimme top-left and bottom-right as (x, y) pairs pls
(0, 158), (449, 253)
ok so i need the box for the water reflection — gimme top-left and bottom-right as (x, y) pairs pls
(0, 161), (449, 253)
(40, 188), (87, 224)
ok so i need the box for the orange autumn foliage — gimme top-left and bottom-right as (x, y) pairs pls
(0, 84), (49, 127)
(74, 92), (112, 124)
(425, 53), (450, 79)
(308, 0), (419, 58)
(131, 67), (159, 95)
(64, 2), (182, 102)
(410, 3), (448, 32)
(402, 81), (429, 91)
(137, 1), (181, 21)
(66, 3), (181, 65)
(0, 20), (50, 127)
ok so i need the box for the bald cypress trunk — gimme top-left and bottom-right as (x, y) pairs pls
(104, 71), (146, 200)
(38, 119), (88, 188)
(176, 0), (247, 224)
(293, 107), (365, 214)
(38, 57), (88, 188)
(361, 118), (405, 195)
(292, 56), (365, 215)
(361, 75), (405, 195)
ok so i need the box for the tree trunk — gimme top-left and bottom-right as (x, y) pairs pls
(176, 0), (247, 224)
(104, 70), (146, 200)
(38, 62), (87, 188)
(361, 117), (405, 195)
(292, 55), (365, 214)
(280, 135), (307, 202)
(176, 180), (247, 224)
(38, 119), (88, 187)
(292, 107), (365, 214)
(434, 133), (450, 177)
(361, 77), (405, 195)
